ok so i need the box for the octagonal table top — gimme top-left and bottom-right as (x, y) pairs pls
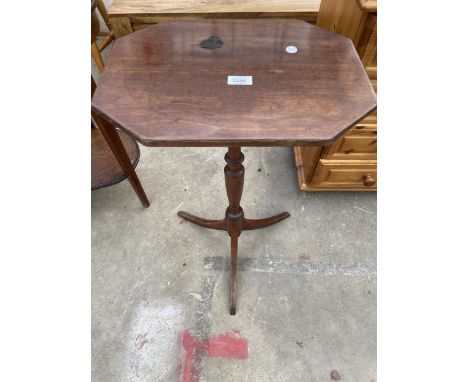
(91, 19), (376, 147)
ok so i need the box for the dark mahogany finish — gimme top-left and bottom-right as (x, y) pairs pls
(92, 112), (150, 208)
(92, 75), (150, 207)
(91, 127), (140, 190)
(91, 19), (376, 314)
(178, 147), (290, 314)
(91, 19), (376, 147)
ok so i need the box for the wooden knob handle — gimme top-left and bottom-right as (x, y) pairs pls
(363, 174), (376, 187)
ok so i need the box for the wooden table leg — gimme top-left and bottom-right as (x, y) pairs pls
(224, 147), (244, 315)
(92, 112), (150, 208)
(230, 226), (239, 315)
(178, 147), (290, 314)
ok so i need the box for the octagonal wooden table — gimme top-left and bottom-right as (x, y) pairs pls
(91, 19), (376, 315)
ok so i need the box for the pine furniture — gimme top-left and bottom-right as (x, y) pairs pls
(294, 0), (378, 191)
(91, 0), (115, 72)
(107, 0), (321, 38)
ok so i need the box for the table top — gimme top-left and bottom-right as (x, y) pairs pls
(108, 0), (321, 16)
(92, 19), (376, 147)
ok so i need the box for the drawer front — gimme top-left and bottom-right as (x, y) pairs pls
(311, 160), (377, 190)
(325, 112), (377, 160)
(347, 122), (377, 136)
(326, 133), (376, 160)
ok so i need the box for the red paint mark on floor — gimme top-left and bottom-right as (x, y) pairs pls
(181, 330), (248, 382)
(208, 330), (248, 359)
(181, 330), (196, 382)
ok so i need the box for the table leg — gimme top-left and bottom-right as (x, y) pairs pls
(178, 147), (290, 314)
(92, 112), (150, 208)
(224, 147), (244, 315)
(230, 226), (239, 315)
(176, 211), (227, 231)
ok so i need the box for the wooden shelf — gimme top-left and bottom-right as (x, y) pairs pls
(91, 127), (140, 190)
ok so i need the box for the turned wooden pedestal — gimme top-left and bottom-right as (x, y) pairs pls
(178, 147), (289, 314)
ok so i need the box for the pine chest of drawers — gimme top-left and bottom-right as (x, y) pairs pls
(294, 0), (377, 191)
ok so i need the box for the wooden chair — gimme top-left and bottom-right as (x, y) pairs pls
(91, 0), (114, 72)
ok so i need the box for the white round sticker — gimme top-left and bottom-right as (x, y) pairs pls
(286, 45), (298, 54)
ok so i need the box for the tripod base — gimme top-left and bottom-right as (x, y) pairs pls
(178, 147), (290, 315)
(177, 210), (290, 233)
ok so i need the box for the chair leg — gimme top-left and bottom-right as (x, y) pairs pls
(91, 42), (105, 72)
(98, 32), (114, 52)
(96, 0), (112, 30)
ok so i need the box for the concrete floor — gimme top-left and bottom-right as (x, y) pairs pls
(92, 33), (376, 382)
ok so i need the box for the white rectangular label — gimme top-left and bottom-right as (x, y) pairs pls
(227, 76), (253, 86)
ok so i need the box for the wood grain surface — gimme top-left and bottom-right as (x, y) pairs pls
(92, 19), (376, 147)
(109, 0), (321, 15)
(91, 127), (140, 190)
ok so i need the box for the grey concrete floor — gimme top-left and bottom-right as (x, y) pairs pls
(92, 32), (376, 382)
